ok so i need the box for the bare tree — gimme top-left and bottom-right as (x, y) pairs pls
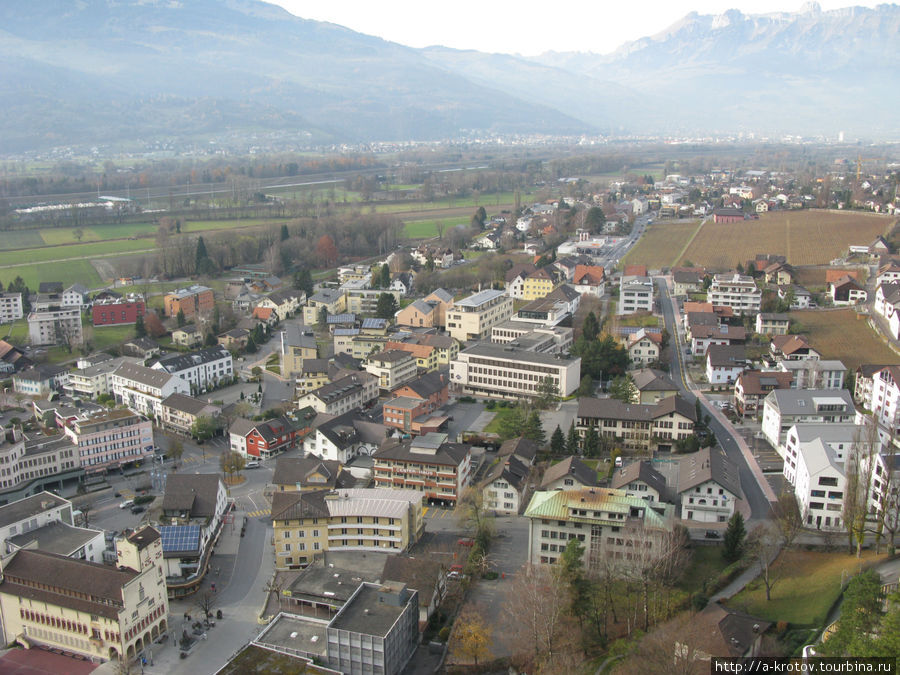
(746, 522), (784, 601)
(875, 450), (900, 554)
(773, 490), (804, 549)
(195, 591), (216, 622)
(614, 612), (710, 675)
(502, 563), (568, 666)
(844, 421), (878, 557)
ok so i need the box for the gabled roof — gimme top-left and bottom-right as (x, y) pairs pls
(630, 368), (678, 393)
(626, 328), (663, 348)
(498, 437), (539, 464)
(375, 437), (470, 467)
(482, 454), (530, 493)
(160, 393), (220, 416)
(270, 489), (330, 521)
(706, 344), (748, 368)
(623, 264), (647, 277)
(825, 269), (860, 284)
(273, 456), (344, 488)
(162, 473), (223, 518)
(610, 460), (669, 497)
(113, 361), (176, 388)
(396, 371), (447, 400)
(151, 345), (230, 373)
(426, 288), (454, 304)
(546, 284), (580, 302)
(677, 446), (742, 498)
(540, 456), (597, 488)
(573, 264), (605, 285)
(577, 395), (697, 423)
(736, 370), (794, 395)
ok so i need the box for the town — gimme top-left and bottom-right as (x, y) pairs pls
(0, 153), (899, 675)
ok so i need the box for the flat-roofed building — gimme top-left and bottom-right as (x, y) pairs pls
(27, 306), (82, 347)
(761, 389), (856, 452)
(280, 323), (318, 377)
(373, 433), (472, 505)
(270, 488), (425, 570)
(0, 431), (83, 505)
(618, 277), (654, 315)
(164, 285), (214, 320)
(445, 289), (514, 343)
(707, 273), (761, 316)
(6, 520), (105, 563)
(450, 343), (581, 399)
(0, 293), (23, 324)
(63, 408), (154, 475)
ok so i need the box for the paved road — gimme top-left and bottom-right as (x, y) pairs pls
(656, 277), (774, 520)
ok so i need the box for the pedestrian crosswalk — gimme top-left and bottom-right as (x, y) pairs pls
(247, 508), (271, 518)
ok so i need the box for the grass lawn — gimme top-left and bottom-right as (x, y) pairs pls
(725, 549), (885, 626)
(0, 319), (28, 343)
(219, 645), (317, 674)
(788, 308), (898, 372)
(0, 230), (45, 250)
(483, 408), (517, 436)
(0, 259), (103, 290)
(622, 220), (703, 269)
(0, 238), (151, 267)
(88, 324), (136, 352)
(678, 545), (730, 594)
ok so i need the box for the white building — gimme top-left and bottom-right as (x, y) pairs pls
(618, 277), (654, 315)
(296, 373), (379, 416)
(481, 455), (529, 515)
(63, 356), (131, 399)
(450, 344), (581, 399)
(707, 273), (762, 316)
(0, 293), (23, 324)
(150, 345), (233, 395)
(62, 284), (89, 308)
(677, 447), (743, 523)
(445, 289), (515, 343)
(761, 389), (857, 452)
(111, 362), (190, 418)
(27, 306), (83, 347)
(860, 365), (900, 436)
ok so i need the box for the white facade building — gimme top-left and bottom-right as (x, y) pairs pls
(0, 293), (23, 324)
(707, 273), (762, 316)
(450, 344), (581, 399)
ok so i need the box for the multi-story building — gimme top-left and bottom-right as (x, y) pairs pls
(857, 365), (900, 436)
(0, 293), (23, 324)
(344, 287), (402, 315)
(450, 344), (581, 399)
(296, 373), (378, 416)
(445, 289), (514, 343)
(777, 359), (846, 390)
(272, 456), (349, 493)
(0, 430), (83, 505)
(12, 364), (68, 397)
(0, 492), (103, 563)
(733, 370), (794, 417)
(707, 273), (762, 316)
(395, 298), (439, 328)
(63, 356), (130, 400)
(0, 492), (75, 543)
(27, 306), (82, 347)
(521, 267), (559, 301)
(618, 276), (654, 315)
(63, 409), (154, 475)
(706, 344), (749, 385)
(576, 395), (697, 454)
(677, 447), (743, 523)
(301, 411), (381, 464)
(524, 488), (676, 568)
(373, 433), (472, 505)
(163, 285), (214, 320)
(280, 324), (318, 377)
(111, 362), (190, 418)
(625, 328), (662, 366)
(229, 414), (305, 459)
(92, 292), (145, 326)
(761, 389), (857, 452)
(270, 488), (425, 570)
(755, 313), (791, 336)
(159, 393), (221, 436)
(150, 345), (233, 395)
(481, 454), (530, 515)
(303, 288), (346, 325)
(62, 284), (89, 308)
(364, 350), (417, 391)
(491, 321), (573, 354)
(0, 525), (169, 665)
(171, 325), (203, 348)
(382, 372), (450, 435)
(255, 289), (305, 320)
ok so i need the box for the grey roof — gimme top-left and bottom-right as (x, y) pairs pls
(453, 289), (507, 308)
(630, 368), (678, 392)
(459, 343), (580, 366)
(427, 288), (453, 303)
(577, 395), (697, 423)
(482, 454), (530, 493)
(7, 520), (102, 557)
(498, 437), (539, 463)
(546, 284), (580, 302)
(329, 583), (416, 637)
(272, 456), (346, 489)
(407, 299), (436, 316)
(610, 460), (669, 497)
(160, 393), (220, 417)
(540, 456), (597, 488)
(161, 473), (223, 518)
(314, 411), (361, 450)
(366, 349), (413, 364)
(308, 288), (344, 305)
(306, 374), (371, 404)
(361, 318), (388, 330)
(282, 323), (318, 349)
(270, 489), (330, 521)
(0, 492), (69, 529)
(396, 371), (446, 398)
(113, 361), (175, 388)
(327, 313), (356, 324)
(375, 438), (470, 467)
(764, 389), (855, 415)
(677, 446), (743, 499)
(151, 345), (230, 373)
(301, 358), (330, 375)
(706, 344), (748, 368)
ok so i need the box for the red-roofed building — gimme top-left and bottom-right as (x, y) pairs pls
(251, 306), (278, 326)
(572, 265), (606, 296)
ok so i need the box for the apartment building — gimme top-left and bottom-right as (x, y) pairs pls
(303, 288), (346, 325)
(733, 370), (794, 417)
(777, 359), (846, 390)
(62, 284), (89, 308)
(0, 430), (83, 505)
(229, 414), (305, 459)
(150, 345), (233, 394)
(755, 313), (791, 336)
(0, 293), (23, 323)
(618, 276), (654, 315)
(272, 456), (349, 493)
(270, 488), (425, 570)
(373, 433), (472, 505)
(92, 292), (145, 326)
(521, 267), (559, 301)
(524, 488), (676, 569)
(280, 323), (318, 377)
(707, 273), (762, 316)
(856, 365), (900, 435)
(450, 344), (581, 399)
(63, 409), (154, 475)
(761, 389), (857, 452)
(27, 306), (83, 347)
(364, 350), (417, 391)
(12, 364), (68, 397)
(345, 287), (402, 315)
(159, 393), (221, 436)
(481, 454), (530, 515)
(111, 362), (190, 418)
(491, 321), (573, 354)
(678, 447), (742, 523)
(625, 328), (662, 366)
(301, 411), (383, 463)
(296, 373), (379, 416)
(445, 289), (514, 343)
(576, 395), (697, 454)
(163, 285), (214, 320)
(0, 526), (169, 665)
(382, 372), (450, 435)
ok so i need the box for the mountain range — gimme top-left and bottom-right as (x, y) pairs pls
(0, 0), (897, 153)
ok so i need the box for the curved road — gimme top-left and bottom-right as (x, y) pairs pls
(656, 277), (775, 521)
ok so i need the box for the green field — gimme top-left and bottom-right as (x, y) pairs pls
(0, 259), (103, 290)
(86, 323), (137, 352)
(403, 218), (469, 238)
(0, 238), (152, 268)
(0, 230), (45, 250)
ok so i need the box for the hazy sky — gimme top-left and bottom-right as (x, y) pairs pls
(267, 1), (879, 55)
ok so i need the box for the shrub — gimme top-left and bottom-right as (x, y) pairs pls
(691, 593), (709, 612)
(133, 495), (154, 505)
(438, 626), (451, 641)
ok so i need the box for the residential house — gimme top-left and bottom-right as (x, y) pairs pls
(610, 460), (669, 503)
(706, 345), (748, 385)
(761, 389), (856, 451)
(121, 337), (160, 359)
(302, 411), (382, 464)
(521, 267), (559, 301)
(734, 370), (794, 417)
(159, 393), (221, 437)
(164, 285), (214, 320)
(762, 262), (794, 286)
(229, 414), (304, 459)
(256, 289), (305, 320)
(302, 288), (346, 325)
(270, 488), (425, 570)
(63, 357), (130, 400)
(874, 282), (900, 340)
(504, 263), (536, 300)
(445, 289), (514, 342)
(523, 488), (676, 569)
(676, 604), (772, 661)
(111, 362), (190, 417)
(689, 324), (747, 357)
(777, 359), (846, 390)
(672, 269), (705, 297)
(707, 273), (761, 316)
(540, 456), (599, 490)
(859, 365), (900, 436)
(271, 456), (350, 492)
(618, 276), (654, 315)
(12, 364), (68, 397)
(389, 272), (415, 296)
(625, 328), (662, 366)
(769, 334), (820, 361)
(497, 437), (539, 466)
(372, 433), (472, 505)
(571, 264), (606, 297)
(755, 313), (791, 335)
(450, 344), (581, 399)
(150, 345), (233, 394)
(481, 454), (530, 515)
(296, 373), (379, 416)
(395, 298), (439, 329)
(364, 350), (417, 391)
(576, 395), (697, 454)
(678, 447), (742, 523)
(62, 283), (89, 308)
(778, 284), (812, 309)
(217, 327), (250, 351)
(172, 325), (203, 348)
(828, 275), (867, 306)
(854, 364), (892, 406)
(631, 368), (679, 404)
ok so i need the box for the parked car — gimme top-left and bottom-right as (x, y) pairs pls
(245, 460), (260, 469)
(119, 499), (134, 509)
(131, 505), (146, 514)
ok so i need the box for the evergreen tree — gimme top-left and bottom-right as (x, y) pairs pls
(204, 331), (217, 347)
(380, 264), (391, 289)
(550, 425), (565, 455)
(583, 425), (600, 457)
(523, 411), (546, 445)
(565, 421), (579, 455)
(582, 311), (600, 342)
(722, 512), (747, 562)
(293, 268), (314, 297)
(244, 335), (258, 354)
(608, 374), (638, 403)
(195, 236), (209, 268)
(375, 292), (399, 320)
(176, 308), (186, 327)
(576, 374), (594, 397)
(134, 314), (146, 338)
(280, 224), (290, 241)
